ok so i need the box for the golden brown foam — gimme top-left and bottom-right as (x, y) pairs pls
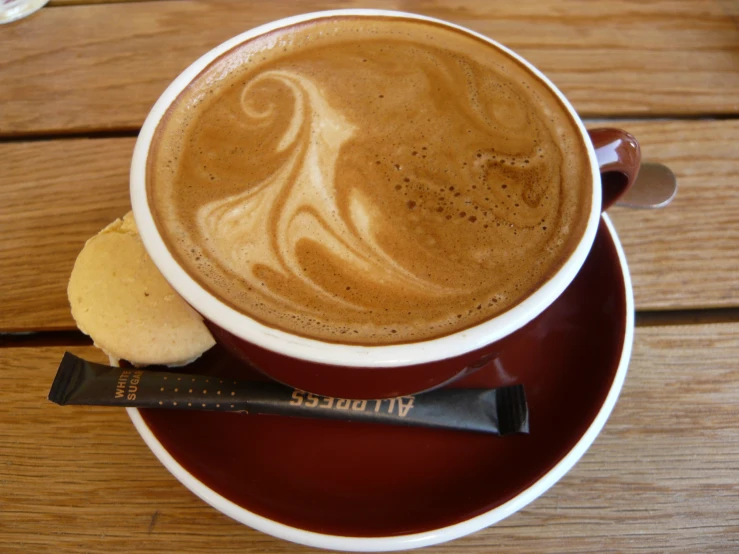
(148, 16), (592, 345)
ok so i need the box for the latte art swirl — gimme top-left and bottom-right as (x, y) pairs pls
(198, 70), (454, 313)
(148, 17), (591, 345)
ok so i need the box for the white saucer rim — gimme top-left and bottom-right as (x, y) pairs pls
(127, 213), (634, 552)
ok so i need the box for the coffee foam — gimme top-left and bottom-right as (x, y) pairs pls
(148, 16), (591, 345)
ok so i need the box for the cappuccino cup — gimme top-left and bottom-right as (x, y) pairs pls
(131, 9), (640, 398)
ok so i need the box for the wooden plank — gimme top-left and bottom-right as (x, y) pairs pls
(2, 0), (738, 135)
(1, 119), (738, 332)
(606, 119), (739, 311)
(0, 138), (134, 331)
(2, 324), (739, 552)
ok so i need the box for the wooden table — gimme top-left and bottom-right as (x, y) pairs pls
(2, 1), (738, 552)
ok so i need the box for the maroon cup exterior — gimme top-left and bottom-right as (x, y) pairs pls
(130, 13), (641, 400)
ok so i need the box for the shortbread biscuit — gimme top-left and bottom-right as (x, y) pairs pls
(68, 212), (215, 366)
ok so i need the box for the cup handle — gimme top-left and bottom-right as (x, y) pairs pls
(588, 128), (642, 211)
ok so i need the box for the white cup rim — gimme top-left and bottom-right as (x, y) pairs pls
(130, 9), (603, 368)
(127, 213), (632, 551)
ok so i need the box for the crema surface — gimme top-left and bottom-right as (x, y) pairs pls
(148, 16), (592, 345)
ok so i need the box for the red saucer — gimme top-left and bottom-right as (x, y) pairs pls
(135, 216), (630, 541)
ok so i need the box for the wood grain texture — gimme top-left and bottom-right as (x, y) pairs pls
(0, 138), (134, 331)
(606, 119), (739, 311)
(2, 0), (739, 135)
(2, 119), (737, 332)
(2, 324), (739, 552)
